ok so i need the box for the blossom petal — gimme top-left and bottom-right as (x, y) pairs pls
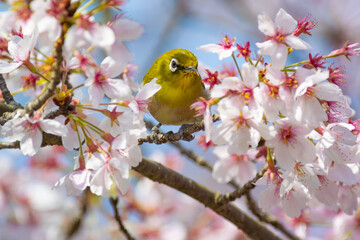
(103, 79), (132, 101)
(0, 60), (22, 74)
(20, 129), (42, 156)
(271, 44), (288, 69)
(88, 84), (105, 106)
(89, 25), (115, 48)
(285, 35), (311, 50)
(314, 82), (342, 102)
(100, 56), (124, 78)
(242, 63), (259, 88)
(258, 13), (276, 36)
(40, 119), (68, 136)
(275, 8), (297, 34)
(256, 40), (277, 56)
(113, 18), (143, 41)
(137, 78), (161, 100)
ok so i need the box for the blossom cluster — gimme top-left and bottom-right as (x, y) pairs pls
(197, 8), (360, 218)
(0, 0), (161, 198)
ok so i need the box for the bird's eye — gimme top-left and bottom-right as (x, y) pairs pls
(169, 58), (178, 72)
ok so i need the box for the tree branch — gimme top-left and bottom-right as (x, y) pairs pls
(109, 197), (135, 240)
(65, 189), (89, 240)
(166, 141), (299, 239)
(133, 158), (282, 240)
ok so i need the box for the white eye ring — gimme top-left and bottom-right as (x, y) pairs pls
(169, 58), (178, 72)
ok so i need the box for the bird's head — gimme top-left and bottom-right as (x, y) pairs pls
(160, 49), (200, 83)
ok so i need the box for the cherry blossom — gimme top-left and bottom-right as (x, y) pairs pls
(1, 112), (67, 156)
(265, 118), (316, 170)
(212, 97), (263, 155)
(0, 28), (38, 74)
(212, 146), (256, 185)
(256, 8), (311, 69)
(84, 56), (132, 105)
(198, 34), (237, 60)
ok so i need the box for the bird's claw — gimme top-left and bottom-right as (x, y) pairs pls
(151, 123), (163, 144)
(179, 124), (194, 141)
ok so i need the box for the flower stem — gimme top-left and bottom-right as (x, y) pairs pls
(232, 53), (243, 81)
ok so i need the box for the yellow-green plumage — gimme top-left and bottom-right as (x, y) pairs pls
(143, 49), (207, 125)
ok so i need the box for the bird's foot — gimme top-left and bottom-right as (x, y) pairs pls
(151, 123), (163, 144)
(179, 124), (194, 141)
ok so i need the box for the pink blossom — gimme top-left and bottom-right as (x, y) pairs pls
(202, 69), (221, 90)
(293, 15), (317, 37)
(265, 118), (316, 170)
(236, 41), (251, 61)
(0, 112), (68, 156)
(257, 175), (309, 218)
(0, 28), (38, 74)
(198, 34), (237, 60)
(303, 53), (326, 69)
(212, 146), (256, 185)
(256, 8), (311, 69)
(329, 41), (360, 60)
(84, 56), (132, 105)
(54, 168), (92, 196)
(294, 68), (339, 127)
(212, 63), (259, 108)
(64, 15), (115, 55)
(212, 97), (262, 155)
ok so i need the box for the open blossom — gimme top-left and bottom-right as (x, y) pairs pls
(212, 146), (256, 185)
(0, 112), (67, 156)
(212, 63), (259, 108)
(0, 28), (38, 74)
(256, 8), (311, 69)
(265, 118), (316, 170)
(236, 41), (251, 61)
(54, 155), (93, 196)
(84, 56), (132, 105)
(65, 15), (115, 56)
(316, 123), (360, 186)
(294, 68), (337, 127)
(86, 133), (142, 197)
(257, 172), (309, 218)
(212, 97), (262, 155)
(198, 34), (237, 60)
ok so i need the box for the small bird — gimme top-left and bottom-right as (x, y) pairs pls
(142, 49), (207, 125)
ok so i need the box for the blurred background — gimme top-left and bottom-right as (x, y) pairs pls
(0, 0), (360, 239)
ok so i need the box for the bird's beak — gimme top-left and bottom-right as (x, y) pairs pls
(185, 66), (200, 76)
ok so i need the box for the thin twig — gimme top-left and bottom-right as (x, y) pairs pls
(0, 141), (20, 149)
(246, 192), (300, 240)
(139, 115), (220, 145)
(215, 164), (268, 205)
(109, 197), (135, 240)
(232, 53), (243, 80)
(65, 189), (89, 240)
(0, 74), (22, 109)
